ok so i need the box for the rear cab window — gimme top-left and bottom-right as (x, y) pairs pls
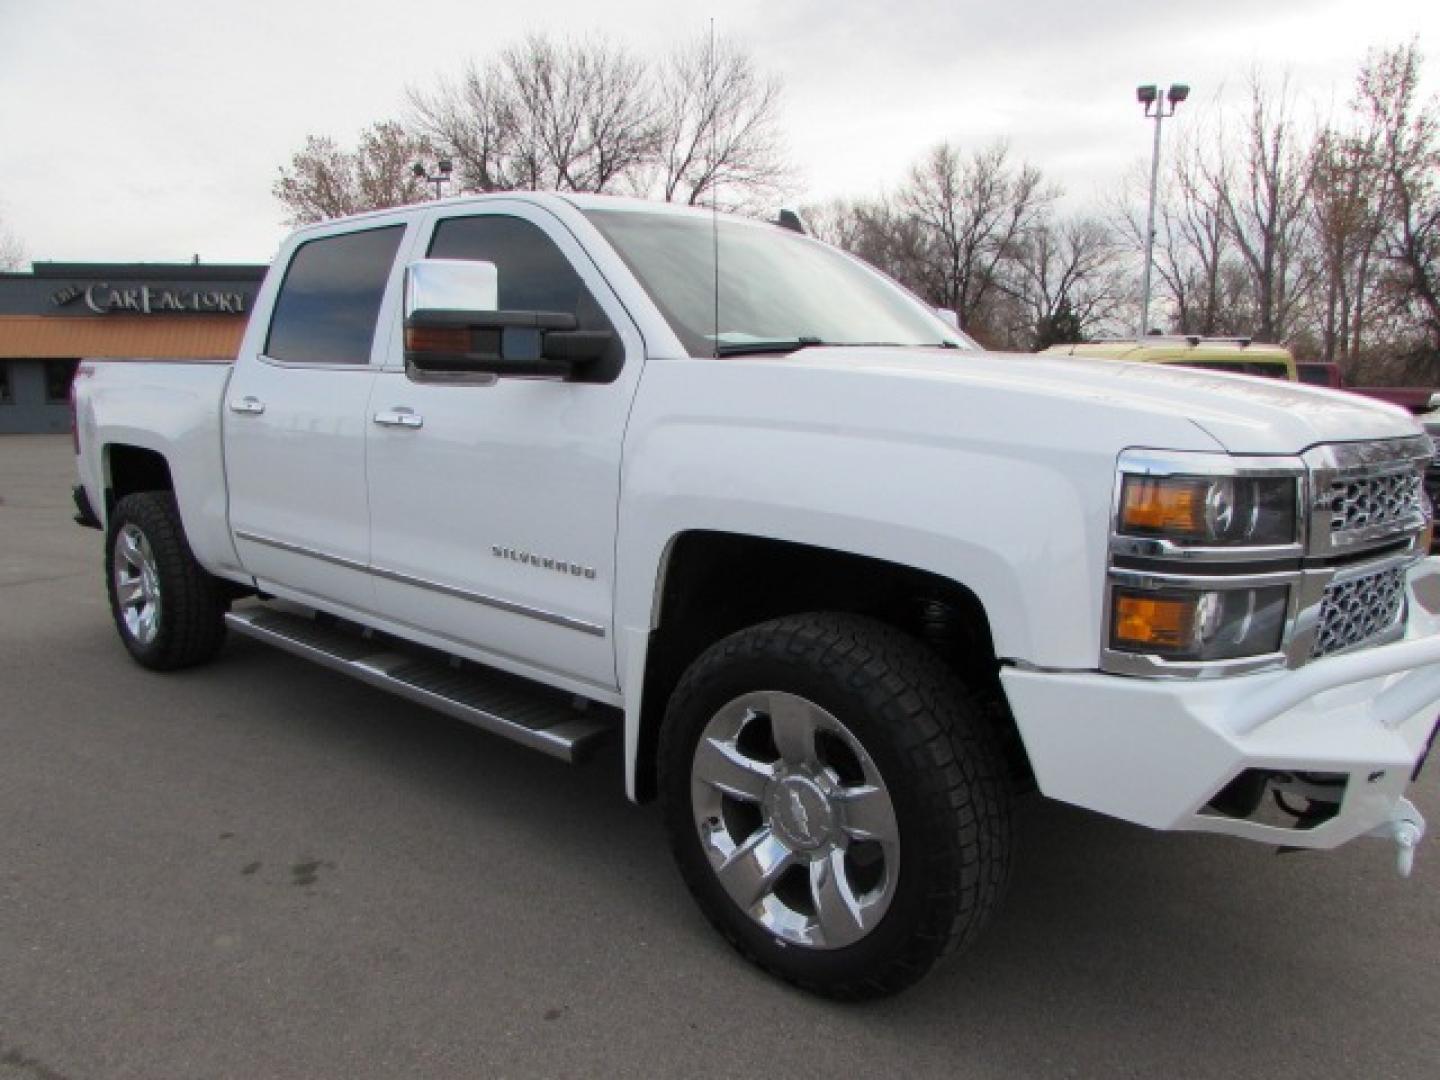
(265, 225), (405, 365)
(1173, 360), (1291, 380)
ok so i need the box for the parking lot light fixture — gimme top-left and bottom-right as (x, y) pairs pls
(1137, 82), (1188, 338)
(412, 159), (453, 201)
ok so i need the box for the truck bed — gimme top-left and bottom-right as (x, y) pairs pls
(73, 357), (240, 577)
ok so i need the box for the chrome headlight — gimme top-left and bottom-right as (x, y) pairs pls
(1109, 583), (1289, 661)
(1117, 473), (1298, 548)
(1106, 451), (1307, 673)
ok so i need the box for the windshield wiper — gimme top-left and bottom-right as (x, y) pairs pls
(714, 336), (824, 357)
(822, 341), (965, 350)
(712, 338), (963, 357)
(786, 340), (965, 350)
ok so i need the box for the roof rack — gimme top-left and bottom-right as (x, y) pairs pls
(1085, 335), (1257, 348)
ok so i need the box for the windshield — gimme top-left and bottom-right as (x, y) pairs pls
(584, 209), (970, 357)
(1173, 360), (1292, 380)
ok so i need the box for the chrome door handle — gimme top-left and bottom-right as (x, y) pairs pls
(373, 408), (423, 429)
(229, 396), (265, 415)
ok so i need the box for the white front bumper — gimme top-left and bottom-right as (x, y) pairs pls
(1001, 562), (1440, 852)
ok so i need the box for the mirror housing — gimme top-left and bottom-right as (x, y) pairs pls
(936, 307), (960, 331)
(406, 258), (498, 315)
(402, 259), (613, 377)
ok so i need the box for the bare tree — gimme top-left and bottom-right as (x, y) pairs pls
(649, 33), (787, 208)
(408, 62), (514, 192)
(1358, 42), (1440, 365)
(1002, 216), (1128, 347)
(512, 35), (653, 192)
(1214, 75), (1317, 342)
(1161, 128), (1242, 336)
(410, 34), (654, 195)
(1309, 124), (1387, 364)
(896, 141), (1053, 338)
(274, 120), (434, 224)
(0, 216), (23, 270)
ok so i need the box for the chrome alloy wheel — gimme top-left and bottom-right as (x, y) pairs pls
(113, 523), (162, 646)
(690, 691), (901, 949)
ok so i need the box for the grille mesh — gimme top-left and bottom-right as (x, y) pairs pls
(1311, 566), (1407, 658)
(1427, 438), (1440, 519)
(1326, 470), (1423, 534)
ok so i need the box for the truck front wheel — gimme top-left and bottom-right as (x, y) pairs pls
(659, 613), (1013, 999)
(105, 491), (228, 671)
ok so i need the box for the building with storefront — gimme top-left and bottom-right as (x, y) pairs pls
(0, 261), (266, 434)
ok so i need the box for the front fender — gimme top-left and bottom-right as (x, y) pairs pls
(612, 356), (1224, 677)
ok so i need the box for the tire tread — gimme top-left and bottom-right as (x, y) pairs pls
(660, 612), (1013, 1000)
(105, 491), (227, 670)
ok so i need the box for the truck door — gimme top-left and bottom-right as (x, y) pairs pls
(364, 201), (643, 693)
(224, 222), (409, 613)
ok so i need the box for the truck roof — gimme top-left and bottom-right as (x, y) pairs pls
(287, 192), (739, 239)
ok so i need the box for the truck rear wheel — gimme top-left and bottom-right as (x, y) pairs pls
(659, 613), (1013, 999)
(105, 491), (228, 670)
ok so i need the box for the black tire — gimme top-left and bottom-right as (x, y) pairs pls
(660, 613), (1013, 1000)
(105, 491), (228, 670)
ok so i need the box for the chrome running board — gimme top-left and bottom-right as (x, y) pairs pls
(224, 607), (617, 763)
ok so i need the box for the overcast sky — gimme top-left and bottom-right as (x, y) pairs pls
(1, 0), (1436, 266)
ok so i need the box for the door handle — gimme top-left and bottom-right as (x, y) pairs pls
(373, 408), (423, 429)
(229, 396), (265, 415)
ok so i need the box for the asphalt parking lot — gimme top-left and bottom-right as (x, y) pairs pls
(1, 432), (1437, 1080)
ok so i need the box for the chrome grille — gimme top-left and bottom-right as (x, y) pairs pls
(1426, 434), (1440, 525)
(1325, 470), (1423, 535)
(1311, 566), (1407, 658)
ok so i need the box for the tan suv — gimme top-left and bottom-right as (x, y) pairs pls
(1042, 336), (1297, 380)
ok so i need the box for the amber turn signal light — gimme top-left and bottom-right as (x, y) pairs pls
(404, 325), (471, 354)
(1112, 593), (1197, 650)
(1119, 477), (1206, 535)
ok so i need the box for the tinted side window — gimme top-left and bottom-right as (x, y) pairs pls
(45, 360), (79, 403)
(427, 215), (621, 382)
(266, 225), (404, 364)
(427, 215), (613, 334)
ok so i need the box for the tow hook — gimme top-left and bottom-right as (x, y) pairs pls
(1369, 797), (1427, 878)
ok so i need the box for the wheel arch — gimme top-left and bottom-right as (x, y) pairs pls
(104, 443), (174, 518)
(627, 529), (1030, 803)
(92, 427), (242, 580)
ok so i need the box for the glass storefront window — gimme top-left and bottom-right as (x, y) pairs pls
(45, 360), (78, 404)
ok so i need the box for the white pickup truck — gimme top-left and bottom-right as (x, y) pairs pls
(73, 193), (1439, 998)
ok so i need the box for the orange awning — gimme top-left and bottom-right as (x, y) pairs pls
(0, 314), (247, 359)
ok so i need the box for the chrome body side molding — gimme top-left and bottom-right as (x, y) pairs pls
(233, 529), (607, 637)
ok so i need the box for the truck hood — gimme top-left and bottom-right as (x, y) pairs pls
(785, 347), (1422, 454)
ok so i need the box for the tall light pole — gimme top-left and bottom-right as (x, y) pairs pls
(1136, 82), (1189, 338)
(412, 159), (453, 200)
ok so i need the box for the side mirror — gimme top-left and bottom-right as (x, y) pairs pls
(402, 259), (613, 378)
(406, 258), (498, 315)
(936, 308), (960, 331)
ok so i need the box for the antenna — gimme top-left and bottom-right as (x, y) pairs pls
(710, 17), (719, 359)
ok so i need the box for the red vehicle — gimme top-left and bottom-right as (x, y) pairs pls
(1296, 361), (1344, 389)
(1295, 362), (1438, 415)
